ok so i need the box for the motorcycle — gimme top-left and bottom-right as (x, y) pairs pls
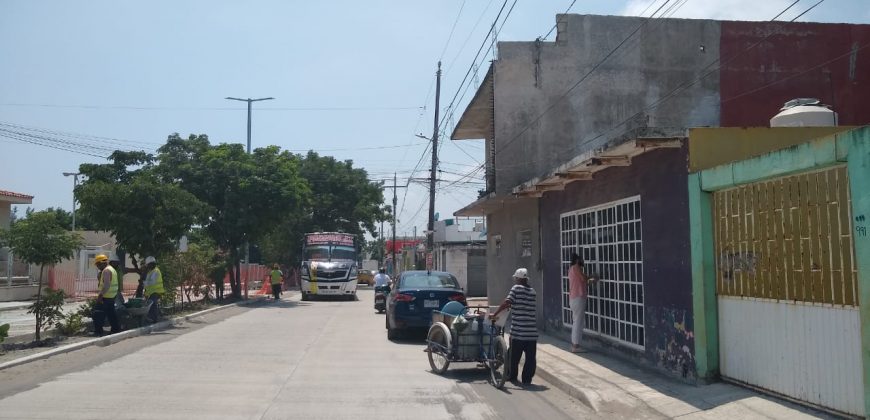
(374, 284), (390, 313)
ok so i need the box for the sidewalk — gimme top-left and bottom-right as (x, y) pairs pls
(534, 333), (837, 419)
(464, 298), (833, 418)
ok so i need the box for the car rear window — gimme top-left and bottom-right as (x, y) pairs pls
(400, 274), (459, 289)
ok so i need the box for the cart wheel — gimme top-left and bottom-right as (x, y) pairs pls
(489, 336), (508, 389)
(427, 322), (452, 374)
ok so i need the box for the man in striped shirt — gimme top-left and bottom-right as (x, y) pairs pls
(491, 267), (538, 385)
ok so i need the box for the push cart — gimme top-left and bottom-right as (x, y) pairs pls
(425, 305), (509, 389)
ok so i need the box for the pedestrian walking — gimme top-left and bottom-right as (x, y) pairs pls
(143, 256), (164, 323)
(490, 267), (538, 385)
(93, 254), (121, 336)
(270, 264), (283, 300)
(569, 253), (596, 353)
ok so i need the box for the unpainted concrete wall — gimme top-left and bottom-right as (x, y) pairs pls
(486, 199), (544, 328)
(493, 15), (721, 195)
(539, 146), (695, 380)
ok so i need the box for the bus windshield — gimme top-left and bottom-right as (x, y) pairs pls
(303, 245), (357, 261)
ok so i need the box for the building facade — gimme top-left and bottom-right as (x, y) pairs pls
(452, 13), (870, 385)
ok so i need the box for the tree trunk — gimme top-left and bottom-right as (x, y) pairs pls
(231, 260), (242, 299)
(34, 265), (44, 342)
(227, 250), (241, 299)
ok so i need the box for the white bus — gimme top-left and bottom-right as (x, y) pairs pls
(300, 232), (359, 301)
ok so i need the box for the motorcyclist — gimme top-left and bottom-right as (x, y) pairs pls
(373, 267), (391, 289)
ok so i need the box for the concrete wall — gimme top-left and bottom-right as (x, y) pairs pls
(486, 198), (544, 328)
(493, 14), (721, 195)
(446, 248), (468, 291)
(0, 203), (11, 229)
(540, 146), (695, 380)
(719, 21), (870, 127)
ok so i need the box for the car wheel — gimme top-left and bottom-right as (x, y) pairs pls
(301, 293), (309, 301)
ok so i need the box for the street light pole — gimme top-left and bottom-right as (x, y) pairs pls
(225, 96), (274, 299)
(62, 172), (81, 231)
(225, 97), (274, 153)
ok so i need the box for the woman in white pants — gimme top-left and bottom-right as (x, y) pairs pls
(568, 253), (592, 353)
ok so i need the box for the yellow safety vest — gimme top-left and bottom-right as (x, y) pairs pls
(145, 267), (165, 296)
(270, 269), (283, 285)
(98, 266), (119, 298)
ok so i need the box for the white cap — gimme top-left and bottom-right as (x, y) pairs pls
(145, 256), (157, 265)
(512, 268), (528, 279)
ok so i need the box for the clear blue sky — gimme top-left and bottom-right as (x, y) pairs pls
(1, 0), (867, 236)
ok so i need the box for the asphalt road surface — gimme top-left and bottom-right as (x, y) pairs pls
(0, 289), (596, 419)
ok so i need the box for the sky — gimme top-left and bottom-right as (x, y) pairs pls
(1, 0), (868, 238)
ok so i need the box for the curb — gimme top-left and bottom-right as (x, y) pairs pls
(0, 297), (267, 371)
(0, 303), (32, 313)
(535, 355), (602, 413)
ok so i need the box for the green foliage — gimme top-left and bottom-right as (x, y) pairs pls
(22, 207), (95, 231)
(0, 323), (9, 343)
(259, 152), (389, 268)
(76, 150), (208, 260)
(161, 244), (215, 304)
(0, 212), (83, 342)
(157, 134), (309, 298)
(27, 288), (66, 340)
(0, 211), (83, 267)
(58, 312), (86, 336)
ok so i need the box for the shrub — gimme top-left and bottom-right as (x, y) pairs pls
(27, 287), (66, 340)
(0, 323), (9, 343)
(58, 312), (86, 336)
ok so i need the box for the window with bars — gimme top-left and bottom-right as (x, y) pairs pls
(560, 196), (646, 349)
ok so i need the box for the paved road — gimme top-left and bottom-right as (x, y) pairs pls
(0, 289), (595, 419)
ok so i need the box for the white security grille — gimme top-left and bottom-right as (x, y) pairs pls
(560, 196), (645, 349)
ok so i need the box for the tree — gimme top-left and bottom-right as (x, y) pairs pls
(297, 151), (387, 236)
(23, 207), (96, 231)
(0, 211), (82, 341)
(157, 134), (309, 298)
(258, 152), (389, 270)
(76, 150), (207, 272)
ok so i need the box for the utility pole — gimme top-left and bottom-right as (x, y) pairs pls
(381, 173), (406, 277)
(62, 172), (81, 231)
(427, 61), (442, 262)
(225, 96), (274, 299)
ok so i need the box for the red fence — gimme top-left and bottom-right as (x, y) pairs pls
(49, 264), (275, 300)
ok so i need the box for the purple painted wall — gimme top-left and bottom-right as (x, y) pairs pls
(539, 145), (696, 379)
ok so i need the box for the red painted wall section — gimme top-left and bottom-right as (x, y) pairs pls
(720, 21), (870, 127)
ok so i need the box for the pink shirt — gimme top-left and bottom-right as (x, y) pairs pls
(568, 265), (587, 299)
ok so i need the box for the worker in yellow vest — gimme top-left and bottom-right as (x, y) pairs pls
(144, 256), (164, 323)
(94, 254), (121, 336)
(270, 264), (283, 300)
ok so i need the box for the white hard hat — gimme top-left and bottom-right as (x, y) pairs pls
(513, 268), (529, 279)
(145, 256), (157, 265)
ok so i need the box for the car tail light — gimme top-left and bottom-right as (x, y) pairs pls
(448, 294), (466, 303)
(394, 293), (416, 302)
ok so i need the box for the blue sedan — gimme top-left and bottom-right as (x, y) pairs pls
(385, 270), (466, 340)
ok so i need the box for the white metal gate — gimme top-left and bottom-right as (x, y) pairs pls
(560, 196), (645, 349)
(714, 166), (863, 416)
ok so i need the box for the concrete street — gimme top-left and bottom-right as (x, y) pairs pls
(0, 289), (595, 420)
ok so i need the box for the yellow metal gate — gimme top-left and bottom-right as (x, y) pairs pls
(713, 166), (864, 416)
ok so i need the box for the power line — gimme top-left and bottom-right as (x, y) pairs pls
(440, 0), (468, 61)
(498, 0), (834, 164)
(493, 0), (677, 158)
(0, 103), (422, 112)
(437, 0), (511, 132)
(541, 0), (578, 41)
